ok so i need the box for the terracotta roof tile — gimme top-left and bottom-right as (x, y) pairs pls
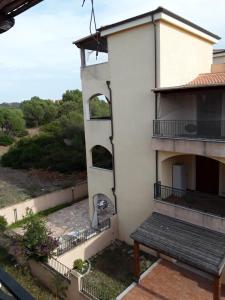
(187, 72), (225, 86)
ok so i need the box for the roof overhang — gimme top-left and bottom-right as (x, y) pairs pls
(73, 32), (108, 53)
(74, 6), (220, 52)
(153, 83), (225, 94)
(131, 213), (225, 276)
(0, 0), (43, 33)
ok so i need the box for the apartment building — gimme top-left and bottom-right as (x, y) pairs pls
(75, 7), (225, 298)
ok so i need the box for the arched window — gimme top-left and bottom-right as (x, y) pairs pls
(92, 145), (112, 170)
(89, 94), (110, 120)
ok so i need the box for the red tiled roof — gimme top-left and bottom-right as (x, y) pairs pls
(187, 72), (225, 86)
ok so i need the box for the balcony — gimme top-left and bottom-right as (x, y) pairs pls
(154, 183), (225, 233)
(152, 120), (225, 157)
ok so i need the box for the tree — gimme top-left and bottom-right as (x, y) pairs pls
(89, 96), (110, 119)
(0, 108), (25, 136)
(60, 90), (83, 115)
(22, 209), (58, 262)
(21, 97), (58, 128)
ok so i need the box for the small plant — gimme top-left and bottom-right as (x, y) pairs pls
(22, 209), (59, 262)
(73, 259), (88, 274)
(0, 216), (7, 232)
(51, 273), (68, 299)
(0, 133), (14, 146)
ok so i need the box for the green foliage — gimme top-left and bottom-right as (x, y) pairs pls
(0, 216), (7, 232)
(51, 274), (68, 299)
(0, 108), (25, 137)
(21, 97), (58, 128)
(0, 133), (14, 146)
(22, 209), (58, 261)
(90, 96), (110, 119)
(1, 132), (86, 173)
(92, 145), (112, 170)
(73, 259), (88, 274)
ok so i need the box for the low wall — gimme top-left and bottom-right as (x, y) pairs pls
(29, 260), (87, 300)
(154, 199), (225, 234)
(57, 215), (118, 269)
(0, 181), (88, 225)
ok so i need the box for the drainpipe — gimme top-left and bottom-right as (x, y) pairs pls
(152, 15), (159, 184)
(106, 80), (118, 214)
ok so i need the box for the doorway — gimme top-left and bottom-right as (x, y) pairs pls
(196, 156), (219, 194)
(197, 91), (222, 138)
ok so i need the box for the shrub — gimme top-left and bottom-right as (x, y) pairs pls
(73, 259), (88, 274)
(0, 134), (14, 146)
(22, 209), (58, 262)
(1, 132), (86, 173)
(0, 216), (7, 232)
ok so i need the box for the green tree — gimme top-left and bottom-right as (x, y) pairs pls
(0, 108), (25, 136)
(90, 96), (110, 119)
(59, 90), (83, 115)
(21, 97), (58, 127)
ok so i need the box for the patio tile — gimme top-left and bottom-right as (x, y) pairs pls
(123, 260), (225, 300)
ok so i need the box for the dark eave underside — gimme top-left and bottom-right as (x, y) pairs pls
(0, 0), (43, 17)
(131, 212), (225, 276)
(153, 83), (225, 94)
(73, 33), (108, 53)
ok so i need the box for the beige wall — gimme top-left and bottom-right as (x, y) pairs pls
(0, 182), (88, 225)
(107, 23), (156, 242)
(213, 54), (225, 64)
(159, 20), (213, 87)
(57, 215), (118, 268)
(161, 154), (195, 189)
(29, 260), (87, 300)
(80, 15), (217, 243)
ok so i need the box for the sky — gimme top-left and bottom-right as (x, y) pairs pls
(0, 0), (225, 102)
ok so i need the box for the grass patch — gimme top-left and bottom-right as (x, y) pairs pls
(8, 202), (73, 229)
(83, 241), (157, 299)
(0, 247), (55, 300)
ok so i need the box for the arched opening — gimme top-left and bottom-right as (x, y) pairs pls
(91, 145), (112, 170)
(157, 154), (225, 216)
(89, 94), (110, 120)
(94, 194), (115, 220)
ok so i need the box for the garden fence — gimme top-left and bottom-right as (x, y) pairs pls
(47, 257), (71, 280)
(81, 276), (113, 300)
(56, 218), (111, 256)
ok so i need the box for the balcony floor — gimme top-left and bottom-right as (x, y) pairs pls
(162, 191), (225, 217)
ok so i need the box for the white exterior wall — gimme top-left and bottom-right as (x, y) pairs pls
(107, 23), (156, 242)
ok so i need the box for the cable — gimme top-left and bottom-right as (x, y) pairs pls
(82, 0), (100, 59)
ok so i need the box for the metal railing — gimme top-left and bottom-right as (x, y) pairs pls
(47, 257), (71, 280)
(56, 218), (111, 256)
(154, 183), (188, 201)
(81, 276), (111, 300)
(153, 120), (225, 140)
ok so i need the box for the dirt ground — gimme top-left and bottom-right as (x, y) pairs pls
(0, 166), (86, 208)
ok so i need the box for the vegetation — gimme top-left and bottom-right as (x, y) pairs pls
(1, 90), (111, 174)
(0, 216), (7, 232)
(73, 259), (89, 274)
(0, 247), (55, 299)
(22, 209), (59, 262)
(83, 241), (156, 299)
(9, 202), (73, 229)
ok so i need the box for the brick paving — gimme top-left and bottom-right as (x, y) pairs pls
(123, 260), (225, 300)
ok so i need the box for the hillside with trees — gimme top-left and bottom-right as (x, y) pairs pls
(1, 90), (110, 173)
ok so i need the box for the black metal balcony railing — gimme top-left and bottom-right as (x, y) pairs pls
(153, 120), (225, 140)
(154, 183), (225, 217)
(56, 218), (111, 256)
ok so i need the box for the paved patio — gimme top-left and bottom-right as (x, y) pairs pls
(123, 260), (225, 300)
(46, 199), (91, 237)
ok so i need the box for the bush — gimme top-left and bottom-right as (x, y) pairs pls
(73, 259), (88, 274)
(0, 216), (7, 232)
(22, 209), (58, 262)
(1, 131), (86, 173)
(0, 134), (14, 146)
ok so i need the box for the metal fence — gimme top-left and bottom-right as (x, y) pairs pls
(153, 119), (225, 139)
(56, 218), (111, 256)
(154, 183), (187, 201)
(81, 276), (112, 300)
(47, 257), (71, 280)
